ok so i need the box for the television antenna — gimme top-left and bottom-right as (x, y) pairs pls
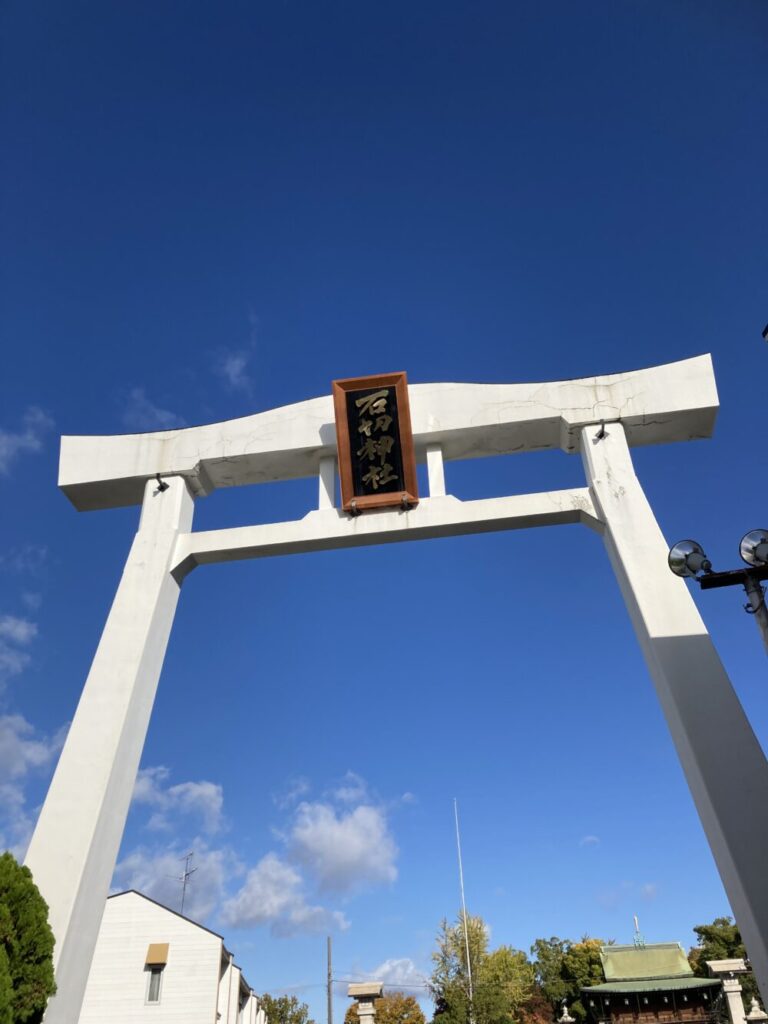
(170, 852), (197, 915)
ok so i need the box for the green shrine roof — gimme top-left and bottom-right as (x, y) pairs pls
(583, 978), (720, 995)
(600, 944), (694, 982)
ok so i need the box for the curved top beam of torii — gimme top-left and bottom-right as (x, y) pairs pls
(60, 353), (717, 511)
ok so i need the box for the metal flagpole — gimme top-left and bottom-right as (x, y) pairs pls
(454, 799), (475, 1024)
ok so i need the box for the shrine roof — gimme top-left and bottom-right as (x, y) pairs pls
(583, 978), (720, 995)
(600, 943), (695, 982)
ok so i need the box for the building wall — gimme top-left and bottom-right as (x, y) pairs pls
(78, 892), (222, 1024)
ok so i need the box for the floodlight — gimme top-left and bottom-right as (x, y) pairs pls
(668, 539), (712, 578)
(739, 530), (768, 567)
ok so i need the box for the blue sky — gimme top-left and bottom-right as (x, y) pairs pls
(1, 0), (767, 1017)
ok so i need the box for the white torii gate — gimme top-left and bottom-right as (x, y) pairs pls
(24, 354), (768, 1022)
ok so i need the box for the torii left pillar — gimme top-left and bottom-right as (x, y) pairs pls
(25, 476), (194, 1024)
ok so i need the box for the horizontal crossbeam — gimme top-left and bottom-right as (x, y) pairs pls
(171, 488), (602, 578)
(60, 355), (718, 510)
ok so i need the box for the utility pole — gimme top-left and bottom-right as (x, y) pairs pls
(327, 935), (333, 1024)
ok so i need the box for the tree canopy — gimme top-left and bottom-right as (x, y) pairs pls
(688, 916), (760, 1003)
(260, 993), (316, 1024)
(0, 852), (56, 1024)
(528, 936), (606, 1023)
(345, 992), (426, 1024)
(430, 912), (534, 1024)
(425, 911), (764, 1024)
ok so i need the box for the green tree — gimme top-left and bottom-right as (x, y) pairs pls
(529, 936), (606, 1023)
(530, 939), (570, 1010)
(688, 917), (760, 1004)
(0, 945), (13, 1024)
(345, 993), (426, 1024)
(559, 940), (604, 1022)
(430, 913), (535, 1024)
(430, 913), (489, 1002)
(475, 947), (535, 1024)
(0, 852), (56, 1024)
(260, 993), (315, 1024)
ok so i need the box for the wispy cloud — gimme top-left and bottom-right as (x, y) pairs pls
(372, 958), (427, 991)
(274, 776), (311, 809)
(216, 350), (253, 392)
(121, 769), (401, 936)
(0, 614), (38, 687)
(0, 713), (66, 857)
(640, 882), (659, 902)
(0, 545), (48, 576)
(213, 308), (258, 394)
(122, 389), (186, 432)
(0, 407), (54, 475)
(579, 835), (601, 848)
(133, 765), (224, 834)
(595, 879), (658, 910)
(331, 770), (368, 805)
(114, 842), (238, 921)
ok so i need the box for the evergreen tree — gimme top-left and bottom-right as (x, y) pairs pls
(0, 852), (56, 1024)
(688, 917), (760, 1003)
(0, 945), (13, 1024)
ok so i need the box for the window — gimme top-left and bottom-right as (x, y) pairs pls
(146, 966), (163, 1004)
(144, 942), (169, 1005)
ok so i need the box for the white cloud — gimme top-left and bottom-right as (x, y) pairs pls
(372, 958), (427, 991)
(21, 592), (42, 611)
(0, 545), (48, 575)
(0, 407), (54, 475)
(122, 389), (186, 431)
(0, 713), (66, 857)
(274, 776), (311, 809)
(221, 852), (348, 936)
(289, 800), (398, 894)
(579, 835), (601, 847)
(119, 770), (399, 936)
(640, 882), (658, 901)
(133, 766), (224, 834)
(216, 350), (253, 392)
(0, 615), (38, 686)
(0, 713), (59, 779)
(0, 645), (31, 683)
(332, 771), (368, 805)
(0, 616), (38, 645)
(113, 842), (236, 921)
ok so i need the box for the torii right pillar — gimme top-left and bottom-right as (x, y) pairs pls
(582, 422), (768, 1002)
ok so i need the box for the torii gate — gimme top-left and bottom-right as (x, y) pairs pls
(25, 355), (768, 1021)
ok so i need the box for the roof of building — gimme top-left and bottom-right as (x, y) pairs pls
(583, 978), (721, 995)
(108, 889), (226, 942)
(107, 891), (255, 994)
(600, 944), (694, 982)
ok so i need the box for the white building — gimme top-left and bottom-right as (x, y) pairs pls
(77, 890), (266, 1024)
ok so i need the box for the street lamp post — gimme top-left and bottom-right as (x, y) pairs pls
(668, 530), (768, 654)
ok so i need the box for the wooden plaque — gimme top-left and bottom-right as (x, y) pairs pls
(332, 372), (419, 513)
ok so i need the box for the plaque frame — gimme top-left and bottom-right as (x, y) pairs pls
(332, 371), (419, 513)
